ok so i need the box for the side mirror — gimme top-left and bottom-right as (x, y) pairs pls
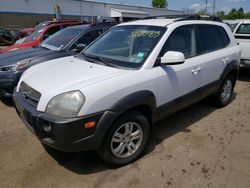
(75, 43), (87, 51)
(161, 51), (185, 65)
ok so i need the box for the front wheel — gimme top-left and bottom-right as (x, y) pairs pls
(214, 75), (235, 107)
(99, 111), (150, 166)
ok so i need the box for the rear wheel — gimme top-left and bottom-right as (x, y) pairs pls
(214, 75), (235, 107)
(99, 111), (150, 166)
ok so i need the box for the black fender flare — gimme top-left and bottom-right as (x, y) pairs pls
(220, 60), (239, 82)
(111, 90), (157, 115)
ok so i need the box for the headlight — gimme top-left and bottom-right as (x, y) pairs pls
(0, 59), (30, 72)
(46, 91), (85, 118)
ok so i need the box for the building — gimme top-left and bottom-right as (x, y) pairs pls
(0, 0), (183, 30)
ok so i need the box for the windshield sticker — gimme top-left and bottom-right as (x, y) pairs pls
(137, 52), (145, 57)
(131, 31), (160, 38)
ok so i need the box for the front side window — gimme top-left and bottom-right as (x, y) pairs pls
(160, 25), (195, 58)
(236, 24), (250, 34)
(70, 29), (103, 51)
(83, 25), (166, 68)
(41, 26), (61, 41)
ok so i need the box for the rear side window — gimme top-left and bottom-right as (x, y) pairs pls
(69, 29), (103, 50)
(236, 24), (250, 34)
(196, 25), (230, 55)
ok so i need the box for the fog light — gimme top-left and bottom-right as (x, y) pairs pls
(42, 124), (52, 133)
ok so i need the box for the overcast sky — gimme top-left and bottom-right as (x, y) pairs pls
(96, 0), (250, 13)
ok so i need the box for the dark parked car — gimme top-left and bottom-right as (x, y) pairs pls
(0, 22), (115, 97)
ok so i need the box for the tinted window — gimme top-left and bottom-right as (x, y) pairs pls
(160, 25), (195, 58)
(236, 24), (250, 34)
(196, 25), (229, 55)
(70, 29), (103, 50)
(78, 29), (103, 45)
(41, 27), (84, 50)
(42, 26), (61, 41)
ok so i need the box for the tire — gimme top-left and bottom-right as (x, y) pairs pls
(214, 75), (235, 107)
(99, 111), (150, 166)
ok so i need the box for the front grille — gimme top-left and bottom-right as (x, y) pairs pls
(20, 82), (41, 107)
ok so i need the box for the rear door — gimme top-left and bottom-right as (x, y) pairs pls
(194, 24), (232, 87)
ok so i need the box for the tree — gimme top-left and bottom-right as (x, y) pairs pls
(198, 9), (206, 15)
(152, 0), (168, 8)
(217, 11), (225, 19)
(245, 11), (250, 19)
(237, 7), (244, 19)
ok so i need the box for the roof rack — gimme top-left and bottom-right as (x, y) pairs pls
(142, 14), (222, 22)
(142, 14), (189, 19)
(176, 14), (222, 22)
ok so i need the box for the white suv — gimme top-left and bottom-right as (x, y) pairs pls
(14, 16), (241, 165)
(232, 20), (250, 68)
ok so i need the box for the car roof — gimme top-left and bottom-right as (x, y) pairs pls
(62, 22), (115, 30)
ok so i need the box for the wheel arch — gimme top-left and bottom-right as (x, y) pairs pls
(220, 60), (239, 83)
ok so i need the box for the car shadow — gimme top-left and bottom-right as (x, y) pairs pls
(238, 69), (250, 82)
(0, 97), (14, 107)
(44, 96), (237, 175)
(143, 95), (237, 156)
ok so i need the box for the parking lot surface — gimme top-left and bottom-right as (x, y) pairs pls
(0, 71), (250, 188)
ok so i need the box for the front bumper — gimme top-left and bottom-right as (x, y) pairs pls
(0, 72), (22, 97)
(240, 59), (250, 69)
(13, 90), (119, 152)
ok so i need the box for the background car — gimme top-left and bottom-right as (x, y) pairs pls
(17, 20), (87, 39)
(0, 22), (115, 97)
(231, 20), (250, 68)
(0, 28), (17, 46)
(0, 20), (84, 54)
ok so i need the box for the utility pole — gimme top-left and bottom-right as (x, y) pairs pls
(212, 0), (216, 15)
(205, 0), (208, 14)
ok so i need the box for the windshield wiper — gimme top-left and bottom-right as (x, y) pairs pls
(80, 53), (101, 65)
(81, 53), (118, 68)
(94, 56), (118, 68)
(40, 44), (50, 50)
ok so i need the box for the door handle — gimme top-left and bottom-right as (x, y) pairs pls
(191, 67), (201, 75)
(222, 58), (230, 64)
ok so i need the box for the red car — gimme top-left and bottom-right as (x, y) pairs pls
(1, 20), (84, 54)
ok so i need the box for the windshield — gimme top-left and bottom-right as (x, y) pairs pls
(229, 23), (239, 32)
(83, 25), (166, 68)
(236, 24), (250, 34)
(41, 27), (85, 50)
(35, 21), (50, 30)
(25, 28), (44, 42)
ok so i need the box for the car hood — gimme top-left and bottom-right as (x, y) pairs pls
(0, 41), (36, 54)
(0, 47), (51, 67)
(18, 56), (132, 110)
